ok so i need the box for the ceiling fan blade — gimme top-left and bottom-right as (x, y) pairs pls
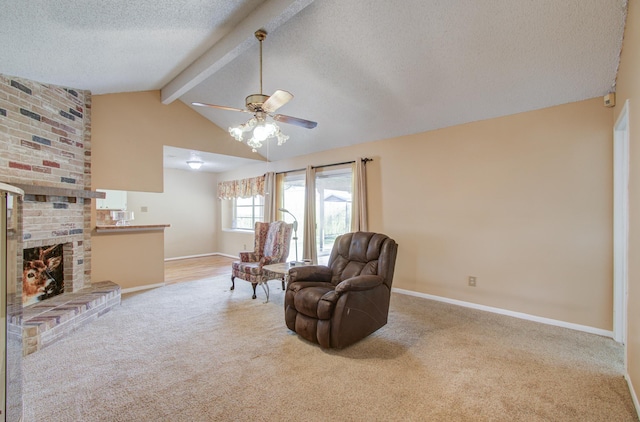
(192, 102), (250, 113)
(262, 90), (293, 113)
(273, 114), (318, 129)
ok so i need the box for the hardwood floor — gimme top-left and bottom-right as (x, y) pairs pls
(164, 255), (235, 285)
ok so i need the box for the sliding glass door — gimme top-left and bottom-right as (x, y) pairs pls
(314, 165), (353, 264)
(280, 165), (353, 264)
(280, 171), (305, 262)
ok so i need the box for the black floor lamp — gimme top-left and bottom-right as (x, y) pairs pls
(279, 208), (298, 262)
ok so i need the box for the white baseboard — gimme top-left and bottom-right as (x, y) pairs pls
(121, 282), (165, 294)
(123, 254), (237, 294)
(625, 373), (640, 418)
(392, 287), (614, 338)
(164, 252), (238, 261)
(216, 253), (239, 259)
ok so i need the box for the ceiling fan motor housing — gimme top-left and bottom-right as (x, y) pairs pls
(246, 94), (269, 112)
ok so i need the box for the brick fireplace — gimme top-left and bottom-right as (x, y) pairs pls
(0, 74), (121, 354)
(20, 189), (92, 299)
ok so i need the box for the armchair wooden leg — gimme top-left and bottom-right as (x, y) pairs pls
(251, 283), (257, 299)
(230, 275), (235, 290)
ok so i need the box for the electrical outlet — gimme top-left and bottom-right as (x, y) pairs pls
(468, 276), (477, 287)
(243, 244), (247, 250)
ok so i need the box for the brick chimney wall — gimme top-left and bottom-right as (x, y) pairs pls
(0, 74), (93, 293)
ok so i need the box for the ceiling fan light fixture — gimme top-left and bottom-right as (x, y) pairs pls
(276, 130), (289, 146)
(229, 117), (259, 142)
(246, 121), (281, 152)
(229, 126), (245, 142)
(253, 121), (277, 141)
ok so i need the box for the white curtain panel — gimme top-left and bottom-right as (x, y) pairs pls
(351, 158), (368, 232)
(303, 165), (318, 263)
(263, 172), (276, 223)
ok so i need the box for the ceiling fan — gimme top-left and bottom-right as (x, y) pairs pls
(192, 29), (317, 151)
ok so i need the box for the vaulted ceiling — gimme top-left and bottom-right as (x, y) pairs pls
(0, 0), (628, 164)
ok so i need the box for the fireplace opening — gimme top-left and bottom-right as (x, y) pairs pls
(22, 244), (64, 306)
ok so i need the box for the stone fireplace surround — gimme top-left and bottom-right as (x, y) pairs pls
(0, 75), (122, 355)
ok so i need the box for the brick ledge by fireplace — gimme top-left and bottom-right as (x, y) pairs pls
(21, 280), (121, 355)
(11, 183), (105, 202)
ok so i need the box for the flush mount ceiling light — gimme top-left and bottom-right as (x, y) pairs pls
(187, 160), (204, 170)
(192, 29), (317, 152)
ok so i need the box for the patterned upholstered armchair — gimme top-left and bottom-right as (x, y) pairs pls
(231, 221), (293, 299)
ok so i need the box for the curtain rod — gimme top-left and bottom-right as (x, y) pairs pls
(275, 158), (372, 175)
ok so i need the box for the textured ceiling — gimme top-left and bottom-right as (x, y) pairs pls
(0, 0), (628, 165)
(0, 0), (265, 94)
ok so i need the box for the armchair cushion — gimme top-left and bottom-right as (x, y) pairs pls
(293, 286), (335, 318)
(233, 261), (263, 277)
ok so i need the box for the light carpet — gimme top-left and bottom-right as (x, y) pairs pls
(24, 275), (638, 421)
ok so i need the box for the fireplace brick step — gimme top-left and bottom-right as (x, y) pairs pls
(22, 280), (121, 355)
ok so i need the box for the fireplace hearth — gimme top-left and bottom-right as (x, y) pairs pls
(21, 280), (120, 355)
(16, 187), (121, 355)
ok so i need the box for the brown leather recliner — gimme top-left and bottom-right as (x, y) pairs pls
(284, 232), (398, 349)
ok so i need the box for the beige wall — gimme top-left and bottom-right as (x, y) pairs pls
(92, 231), (165, 290)
(91, 90), (258, 193)
(613, 0), (640, 409)
(219, 229), (254, 258)
(219, 97), (613, 330)
(91, 91), (258, 290)
(127, 168), (219, 259)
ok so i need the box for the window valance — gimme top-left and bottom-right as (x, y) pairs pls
(218, 175), (265, 199)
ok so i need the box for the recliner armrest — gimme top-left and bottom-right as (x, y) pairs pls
(335, 275), (384, 293)
(288, 265), (332, 283)
(317, 290), (340, 319)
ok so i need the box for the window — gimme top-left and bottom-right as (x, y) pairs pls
(232, 195), (264, 230)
